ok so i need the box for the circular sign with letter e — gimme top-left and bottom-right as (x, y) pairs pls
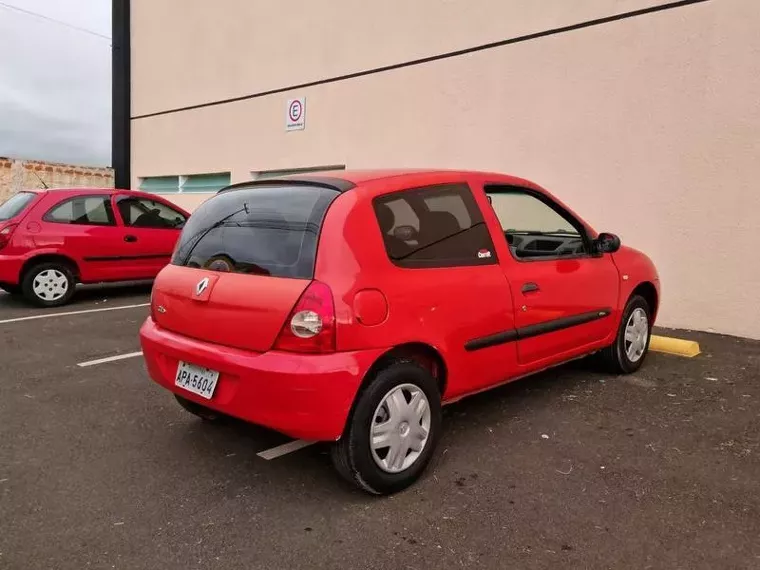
(286, 97), (306, 131)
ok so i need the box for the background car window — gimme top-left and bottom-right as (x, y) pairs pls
(44, 196), (115, 226)
(486, 190), (586, 260)
(373, 183), (497, 268)
(118, 198), (186, 229)
(0, 192), (36, 221)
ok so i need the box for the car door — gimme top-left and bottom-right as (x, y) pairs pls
(112, 194), (187, 278)
(40, 194), (129, 282)
(483, 184), (619, 368)
(368, 179), (519, 398)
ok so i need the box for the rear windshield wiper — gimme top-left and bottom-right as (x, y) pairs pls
(177, 204), (249, 265)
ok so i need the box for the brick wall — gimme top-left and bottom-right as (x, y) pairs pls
(0, 157), (114, 201)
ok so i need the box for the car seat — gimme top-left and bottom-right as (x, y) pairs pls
(376, 203), (412, 260)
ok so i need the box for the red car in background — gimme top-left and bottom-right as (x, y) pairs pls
(141, 169), (660, 494)
(0, 188), (188, 306)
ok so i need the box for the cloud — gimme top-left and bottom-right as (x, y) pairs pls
(0, 0), (111, 166)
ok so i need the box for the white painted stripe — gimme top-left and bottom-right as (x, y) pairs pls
(77, 351), (143, 368)
(257, 439), (315, 460)
(0, 303), (149, 325)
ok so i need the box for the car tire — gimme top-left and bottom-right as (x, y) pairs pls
(21, 262), (76, 307)
(330, 361), (442, 495)
(174, 394), (224, 422)
(600, 294), (652, 374)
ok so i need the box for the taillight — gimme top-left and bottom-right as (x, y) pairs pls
(274, 280), (336, 353)
(0, 224), (18, 250)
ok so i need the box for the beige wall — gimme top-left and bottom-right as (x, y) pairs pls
(131, 0), (760, 339)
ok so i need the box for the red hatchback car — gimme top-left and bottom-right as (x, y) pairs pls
(0, 188), (188, 306)
(141, 170), (659, 494)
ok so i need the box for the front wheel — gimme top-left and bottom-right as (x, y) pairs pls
(21, 262), (76, 307)
(600, 294), (652, 374)
(331, 361), (442, 495)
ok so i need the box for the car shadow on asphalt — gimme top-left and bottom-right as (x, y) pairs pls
(166, 358), (605, 497)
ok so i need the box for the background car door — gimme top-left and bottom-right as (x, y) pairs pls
(40, 194), (130, 282)
(484, 186), (619, 367)
(112, 194), (187, 278)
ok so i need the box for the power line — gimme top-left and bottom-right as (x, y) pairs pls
(0, 1), (111, 41)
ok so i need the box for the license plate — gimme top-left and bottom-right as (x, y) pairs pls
(175, 361), (219, 400)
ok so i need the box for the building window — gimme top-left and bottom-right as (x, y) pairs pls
(252, 164), (346, 180)
(182, 173), (231, 193)
(138, 172), (231, 194)
(139, 176), (180, 194)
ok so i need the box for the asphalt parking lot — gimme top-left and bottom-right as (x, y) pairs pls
(1, 288), (758, 570)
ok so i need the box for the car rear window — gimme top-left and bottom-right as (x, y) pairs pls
(173, 184), (340, 279)
(373, 183), (497, 268)
(0, 192), (36, 221)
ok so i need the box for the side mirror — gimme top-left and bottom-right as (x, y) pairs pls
(595, 232), (621, 254)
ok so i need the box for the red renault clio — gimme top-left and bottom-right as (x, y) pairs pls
(0, 188), (188, 306)
(141, 170), (659, 494)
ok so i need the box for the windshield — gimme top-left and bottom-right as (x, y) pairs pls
(173, 184), (340, 279)
(0, 192), (36, 221)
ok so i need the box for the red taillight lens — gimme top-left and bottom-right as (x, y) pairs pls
(0, 224), (18, 250)
(274, 280), (336, 353)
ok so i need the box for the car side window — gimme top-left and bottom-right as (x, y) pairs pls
(117, 197), (186, 229)
(485, 187), (588, 261)
(43, 196), (115, 226)
(373, 183), (497, 268)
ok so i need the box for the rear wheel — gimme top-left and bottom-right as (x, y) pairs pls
(174, 394), (223, 422)
(331, 361), (442, 495)
(600, 294), (652, 374)
(21, 262), (76, 307)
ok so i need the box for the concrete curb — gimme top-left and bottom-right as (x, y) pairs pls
(650, 335), (701, 358)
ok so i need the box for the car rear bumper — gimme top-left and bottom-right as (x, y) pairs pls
(140, 318), (384, 441)
(0, 254), (23, 285)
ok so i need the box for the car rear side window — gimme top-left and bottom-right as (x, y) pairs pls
(173, 184), (339, 279)
(43, 196), (115, 226)
(0, 192), (36, 221)
(373, 183), (497, 268)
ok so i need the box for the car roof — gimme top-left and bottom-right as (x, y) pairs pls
(221, 169), (537, 196)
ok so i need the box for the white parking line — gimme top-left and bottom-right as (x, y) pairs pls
(77, 351), (143, 368)
(257, 439), (315, 460)
(0, 303), (149, 325)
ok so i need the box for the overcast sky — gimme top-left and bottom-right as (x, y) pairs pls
(0, 0), (111, 167)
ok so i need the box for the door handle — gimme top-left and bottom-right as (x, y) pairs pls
(124, 234), (138, 243)
(521, 282), (540, 294)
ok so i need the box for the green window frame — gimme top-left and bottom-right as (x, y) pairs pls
(139, 176), (180, 194)
(182, 172), (231, 193)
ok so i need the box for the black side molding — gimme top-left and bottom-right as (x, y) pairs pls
(84, 254), (172, 262)
(520, 309), (612, 341)
(464, 330), (519, 352)
(464, 308), (613, 352)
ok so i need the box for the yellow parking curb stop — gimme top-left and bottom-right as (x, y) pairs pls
(649, 335), (701, 358)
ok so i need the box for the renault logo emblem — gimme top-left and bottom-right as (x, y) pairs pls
(195, 277), (210, 296)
